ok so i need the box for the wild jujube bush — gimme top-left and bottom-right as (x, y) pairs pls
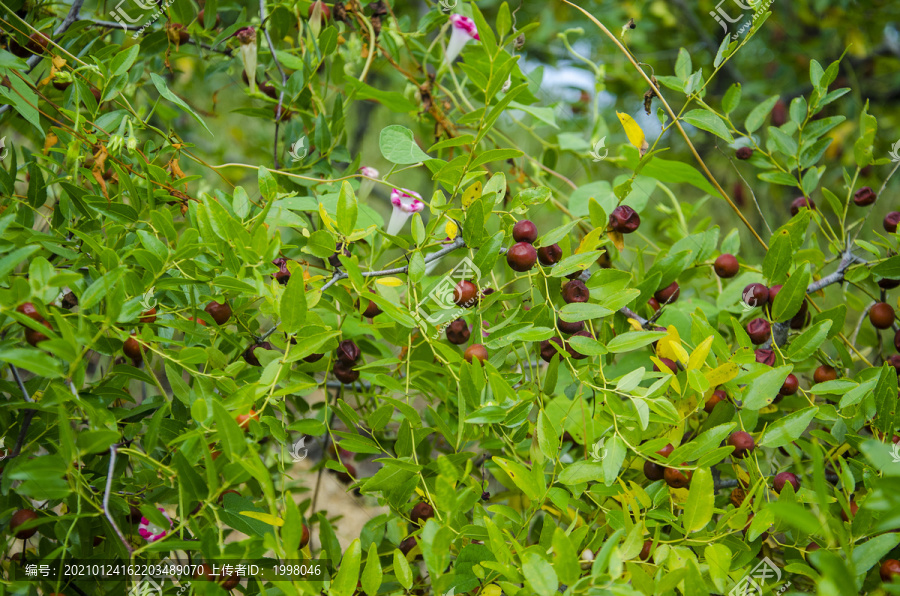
(2, 0), (900, 595)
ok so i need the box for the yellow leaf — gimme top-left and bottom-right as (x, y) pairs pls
(318, 203), (336, 232)
(626, 317), (644, 332)
(42, 133), (58, 155)
(462, 181), (483, 209)
(238, 511), (284, 526)
(376, 277), (403, 287)
(481, 585), (502, 596)
(445, 220), (459, 240)
(656, 326), (684, 363)
(616, 111), (649, 156)
(705, 363), (740, 387)
(576, 227), (606, 254)
(687, 336), (713, 371)
(609, 229), (625, 251)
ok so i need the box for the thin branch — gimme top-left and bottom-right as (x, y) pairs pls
(103, 445), (134, 555)
(260, 0), (288, 169)
(9, 365), (36, 459)
(714, 473), (839, 491)
(562, 1), (769, 251)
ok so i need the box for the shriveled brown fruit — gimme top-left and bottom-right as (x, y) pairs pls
(409, 502), (434, 525)
(446, 319), (471, 345)
(562, 280), (590, 304)
(537, 244), (562, 266)
(333, 360), (360, 384)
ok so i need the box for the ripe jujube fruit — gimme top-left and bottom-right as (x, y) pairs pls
(9, 509), (39, 539)
(755, 349), (776, 366)
(813, 364), (837, 384)
(205, 301), (232, 325)
(61, 292), (78, 309)
(779, 373), (799, 396)
(409, 502), (434, 525)
(507, 242), (537, 272)
(464, 344), (488, 363)
(880, 559), (900, 582)
(557, 318), (584, 335)
(337, 340), (361, 364)
(648, 297), (661, 311)
(714, 254), (739, 278)
(562, 280), (590, 304)
(704, 388), (727, 413)
(878, 277), (900, 289)
(359, 290), (382, 318)
(790, 299), (810, 329)
(771, 99), (788, 126)
(643, 443), (673, 481)
(540, 337), (564, 363)
(512, 220), (538, 243)
(272, 257), (291, 284)
(300, 524), (310, 549)
(638, 540), (654, 562)
(453, 280), (479, 308)
(243, 342), (273, 366)
(767, 285), (782, 308)
(333, 360), (360, 384)
(218, 489), (241, 504)
(25, 320), (52, 347)
(746, 318), (771, 344)
(664, 466), (692, 489)
(123, 335), (144, 360)
(303, 352), (324, 363)
(728, 431), (755, 459)
(870, 302), (895, 329)
(735, 147), (753, 160)
(790, 196), (815, 216)
(16, 302), (43, 322)
(446, 319), (470, 345)
(894, 329), (900, 353)
(328, 242), (351, 267)
(654, 282), (680, 304)
(399, 536), (417, 555)
(884, 212), (900, 234)
(853, 186), (877, 206)
(139, 308), (157, 324)
(597, 248), (612, 268)
(609, 205), (640, 234)
(743, 283), (769, 308)
(841, 500), (858, 522)
(537, 244), (562, 266)
(773, 471), (800, 493)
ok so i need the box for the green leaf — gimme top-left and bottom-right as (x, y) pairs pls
(0, 245), (41, 283)
(493, 457), (542, 500)
(722, 83), (742, 115)
(149, 73), (213, 136)
(111, 45), (140, 77)
(762, 229), (792, 285)
(522, 552), (558, 596)
(258, 166), (278, 201)
(558, 461), (604, 485)
(80, 267), (127, 310)
(771, 266), (810, 322)
(337, 181), (358, 236)
(851, 532), (900, 574)
(606, 331), (667, 353)
(760, 407), (818, 448)
(559, 303), (614, 322)
(393, 549), (412, 589)
(379, 125), (430, 164)
(0, 348), (63, 378)
(682, 468), (714, 532)
(787, 321), (832, 361)
(332, 539), (362, 596)
(746, 95), (781, 134)
(873, 364), (899, 437)
(280, 268), (308, 334)
(361, 542), (382, 596)
(742, 366), (792, 410)
(872, 256), (900, 278)
(212, 401), (247, 458)
(683, 110), (734, 142)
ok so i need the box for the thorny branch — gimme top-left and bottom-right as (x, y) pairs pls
(260, 0), (288, 169)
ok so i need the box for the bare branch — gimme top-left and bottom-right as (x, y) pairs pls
(103, 445), (134, 555)
(260, 0), (289, 169)
(9, 365), (37, 459)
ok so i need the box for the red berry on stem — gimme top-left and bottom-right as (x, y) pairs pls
(870, 302), (895, 329)
(773, 471), (800, 493)
(704, 388), (727, 413)
(562, 280), (590, 304)
(654, 282), (680, 304)
(884, 212), (900, 234)
(790, 197), (815, 216)
(714, 254), (739, 278)
(746, 318), (771, 344)
(609, 205), (641, 234)
(736, 147), (753, 160)
(813, 365), (837, 384)
(727, 431), (755, 459)
(853, 186), (877, 206)
(512, 220), (538, 243)
(743, 283), (769, 308)
(507, 242), (537, 272)
(779, 373), (799, 396)
(537, 244), (562, 266)
(464, 344), (488, 363)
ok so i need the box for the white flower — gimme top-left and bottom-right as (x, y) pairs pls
(358, 166), (379, 199)
(445, 14), (479, 64)
(387, 188), (424, 235)
(359, 166), (380, 178)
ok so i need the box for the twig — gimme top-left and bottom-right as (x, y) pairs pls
(76, 18), (236, 56)
(618, 307), (649, 327)
(0, 0), (86, 115)
(9, 365), (37, 459)
(714, 473), (839, 491)
(260, 0), (288, 169)
(103, 444), (134, 555)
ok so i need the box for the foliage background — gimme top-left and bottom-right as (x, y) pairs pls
(3, 0), (900, 595)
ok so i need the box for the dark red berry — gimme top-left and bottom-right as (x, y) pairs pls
(704, 389), (727, 413)
(714, 254), (739, 278)
(243, 342), (273, 366)
(333, 360), (359, 384)
(453, 280), (479, 308)
(735, 147), (753, 160)
(9, 509), (39, 539)
(464, 344), (488, 363)
(540, 337), (565, 363)
(507, 242), (538, 272)
(664, 467), (692, 489)
(537, 244), (562, 266)
(654, 282), (680, 304)
(654, 357), (677, 374)
(728, 431), (755, 459)
(562, 280), (590, 304)
(790, 197), (815, 216)
(205, 301), (232, 325)
(884, 212), (900, 234)
(813, 365), (837, 384)
(609, 205), (640, 234)
(870, 302), (895, 329)
(755, 349), (776, 366)
(409, 502), (434, 525)
(853, 186), (876, 206)
(512, 220), (538, 243)
(773, 471), (800, 493)
(743, 283), (769, 308)
(337, 340), (361, 364)
(557, 318), (584, 335)
(779, 374), (799, 396)
(746, 318), (771, 344)
(446, 319), (470, 344)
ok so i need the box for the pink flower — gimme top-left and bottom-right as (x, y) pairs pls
(387, 188), (424, 235)
(359, 166), (380, 179)
(446, 15), (480, 63)
(138, 508), (172, 543)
